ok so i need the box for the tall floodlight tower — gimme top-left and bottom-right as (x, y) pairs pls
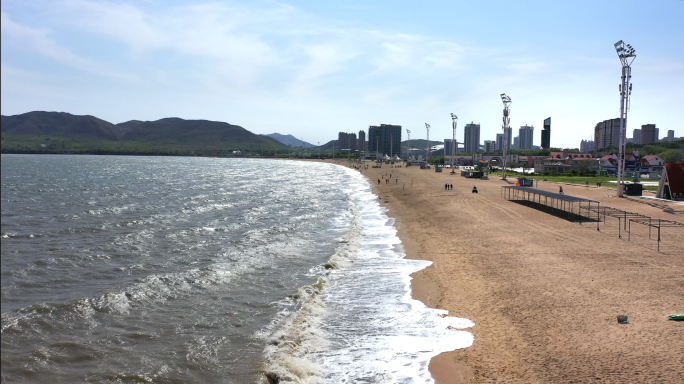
(614, 40), (636, 198)
(406, 129), (411, 158)
(500, 94), (512, 180)
(425, 123), (431, 164)
(450, 113), (458, 173)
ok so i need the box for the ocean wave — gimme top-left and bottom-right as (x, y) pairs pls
(259, 166), (474, 384)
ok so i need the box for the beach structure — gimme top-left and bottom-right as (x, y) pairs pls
(502, 185), (683, 251)
(656, 162), (684, 200)
(472, 153), (518, 167)
(501, 186), (600, 229)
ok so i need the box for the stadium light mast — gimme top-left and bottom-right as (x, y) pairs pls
(406, 129), (411, 159)
(450, 113), (458, 174)
(614, 40), (636, 198)
(500, 93), (512, 180)
(425, 123), (431, 164)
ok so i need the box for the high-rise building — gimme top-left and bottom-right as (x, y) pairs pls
(513, 136), (520, 150)
(484, 140), (495, 153)
(641, 124), (657, 145)
(358, 130), (366, 152)
(667, 130), (675, 142)
(594, 118), (621, 151)
(444, 139), (458, 156)
(367, 124), (402, 157)
(541, 117), (551, 149)
(632, 128), (642, 145)
(463, 122), (481, 154)
(338, 132), (357, 152)
(518, 125), (534, 149)
(580, 140), (595, 153)
(496, 133), (504, 151)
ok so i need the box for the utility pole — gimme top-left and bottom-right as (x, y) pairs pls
(318, 142), (320, 160)
(500, 93), (512, 180)
(425, 123), (431, 164)
(450, 113), (458, 174)
(614, 40), (636, 198)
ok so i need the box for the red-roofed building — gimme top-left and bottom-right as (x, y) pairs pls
(642, 155), (665, 171)
(656, 161), (684, 200)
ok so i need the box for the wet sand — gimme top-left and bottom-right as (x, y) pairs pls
(338, 160), (684, 383)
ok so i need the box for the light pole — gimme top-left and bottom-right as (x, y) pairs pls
(614, 40), (636, 198)
(450, 113), (458, 173)
(425, 123), (431, 164)
(318, 142), (320, 160)
(406, 129), (411, 159)
(500, 94), (512, 180)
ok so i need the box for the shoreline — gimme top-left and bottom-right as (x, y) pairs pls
(337, 159), (683, 383)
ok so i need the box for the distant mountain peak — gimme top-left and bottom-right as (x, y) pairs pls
(262, 133), (315, 147)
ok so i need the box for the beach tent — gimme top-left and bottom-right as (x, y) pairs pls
(656, 161), (684, 201)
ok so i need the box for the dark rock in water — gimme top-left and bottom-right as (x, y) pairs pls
(324, 263), (335, 269)
(265, 372), (280, 384)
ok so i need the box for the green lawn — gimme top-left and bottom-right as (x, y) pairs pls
(489, 171), (660, 191)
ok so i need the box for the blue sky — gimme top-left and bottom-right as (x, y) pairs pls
(2, 0), (682, 148)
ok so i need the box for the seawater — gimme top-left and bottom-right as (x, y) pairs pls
(1, 155), (472, 383)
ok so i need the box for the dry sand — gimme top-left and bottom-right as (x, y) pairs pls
(336, 160), (684, 383)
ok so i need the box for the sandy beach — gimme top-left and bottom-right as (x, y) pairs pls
(336, 160), (684, 383)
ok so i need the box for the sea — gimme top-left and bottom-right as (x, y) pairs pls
(1, 154), (473, 384)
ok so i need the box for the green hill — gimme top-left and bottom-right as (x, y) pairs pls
(1, 112), (286, 155)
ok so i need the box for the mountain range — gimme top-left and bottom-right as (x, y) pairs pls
(1, 111), (287, 155)
(261, 133), (316, 148)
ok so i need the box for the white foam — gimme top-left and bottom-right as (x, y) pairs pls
(262, 166), (473, 383)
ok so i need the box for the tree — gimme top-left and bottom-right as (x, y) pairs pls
(659, 150), (684, 164)
(507, 160), (519, 169)
(578, 159), (593, 175)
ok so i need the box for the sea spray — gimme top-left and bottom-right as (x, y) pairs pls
(260, 167), (474, 383)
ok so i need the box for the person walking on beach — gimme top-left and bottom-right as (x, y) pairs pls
(450, 184), (453, 190)
(559, 186), (564, 194)
(445, 183), (448, 190)
(378, 179), (380, 185)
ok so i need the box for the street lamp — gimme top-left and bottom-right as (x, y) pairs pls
(614, 40), (636, 198)
(450, 113), (458, 173)
(500, 93), (512, 180)
(425, 123), (431, 164)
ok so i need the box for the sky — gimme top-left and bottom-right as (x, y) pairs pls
(1, 0), (683, 148)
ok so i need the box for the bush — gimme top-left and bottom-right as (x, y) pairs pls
(659, 150), (684, 164)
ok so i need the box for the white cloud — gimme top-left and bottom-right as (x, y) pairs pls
(0, 12), (133, 80)
(1, 1), (681, 144)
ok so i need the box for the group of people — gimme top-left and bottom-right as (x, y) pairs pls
(378, 173), (397, 185)
(444, 183), (453, 190)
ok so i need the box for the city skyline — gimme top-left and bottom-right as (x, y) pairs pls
(1, 1), (682, 147)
